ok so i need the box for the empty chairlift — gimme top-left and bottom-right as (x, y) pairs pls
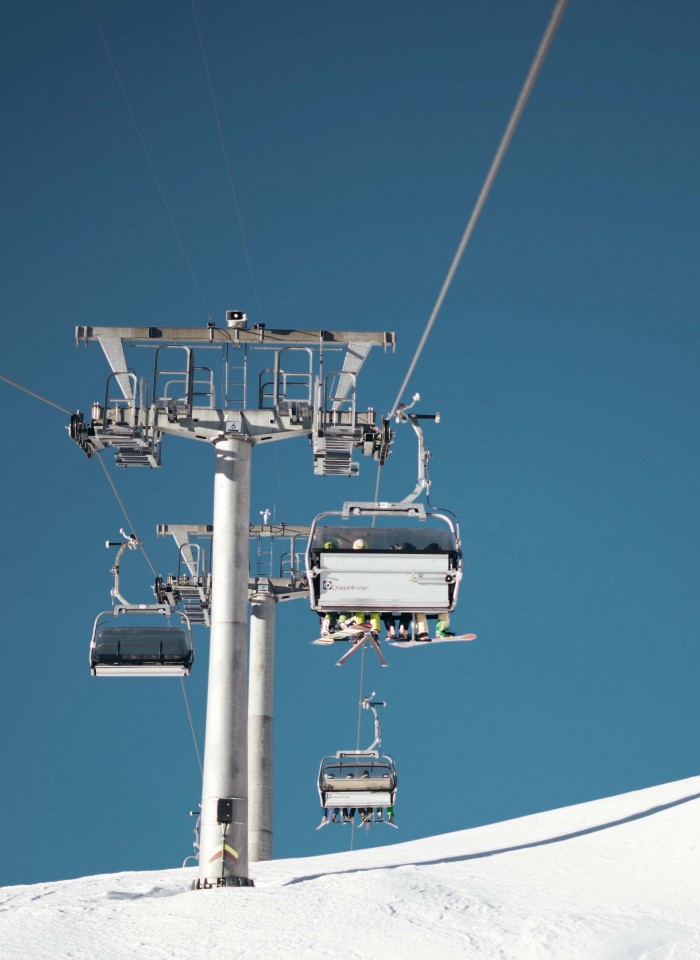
(90, 612), (194, 677)
(89, 532), (194, 677)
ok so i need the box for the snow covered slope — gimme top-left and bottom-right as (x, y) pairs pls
(2, 776), (700, 960)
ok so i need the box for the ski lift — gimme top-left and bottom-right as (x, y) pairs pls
(317, 695), (397, 822)
(305, 397), (462, 616)
(89, 532), (194, 677)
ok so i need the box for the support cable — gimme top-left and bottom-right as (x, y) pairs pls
(349, 643), (367, 852)
(354, 645), (366, 752)
(181, 677), (204, 774)
(388, 0), (569, 420)
(87, 2), (210, 318)
(191, 0), (264, 321)
(96, 455), (206, 771)
(0, 377), (144, 559)
(0, 373), (73, 415)
(94, 460), (205, 773)
(0, 372), (205, 770)
(94, 453), (157, 577)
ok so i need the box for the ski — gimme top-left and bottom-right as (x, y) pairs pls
(353, 814), (398, 829)
(316, 818), (330, 830)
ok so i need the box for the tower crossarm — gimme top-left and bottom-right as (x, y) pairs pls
(71, 322), (396, 476)
(155, 523), (213, 626)
(76, 326), (395, 349)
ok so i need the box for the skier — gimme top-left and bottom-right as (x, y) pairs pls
(318, 540), (351, 638)
(424, 543), (456, 639)
(358, 770), (373, 823)
(410, 611), (456, 641)
(342, 774), (357, 824)
(348, 539), (381, 644)
(319, 773), (340, 827)
(382, 612), (412, 641)
(385, 541), (456, 641)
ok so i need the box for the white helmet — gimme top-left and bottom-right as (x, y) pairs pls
(352, 538), (367, 550)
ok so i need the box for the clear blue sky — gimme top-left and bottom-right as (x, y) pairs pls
(2, 0), (700, 886)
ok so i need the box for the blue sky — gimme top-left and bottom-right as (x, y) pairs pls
(2, 0), (700, 886)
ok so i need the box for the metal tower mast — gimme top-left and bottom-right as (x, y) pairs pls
(71, 315), (394, 888)
(247, 520), (310, 861)
(157, 520), (311, 863)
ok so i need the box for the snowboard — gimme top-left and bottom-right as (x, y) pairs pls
(388, 633), (477, 647)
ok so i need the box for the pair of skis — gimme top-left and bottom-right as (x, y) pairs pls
(316, 815), (398, 830)
(312, 625), (477, 667)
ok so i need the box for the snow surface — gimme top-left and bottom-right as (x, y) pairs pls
(2, 776), (700, 960)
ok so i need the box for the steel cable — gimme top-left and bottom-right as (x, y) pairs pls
(349, 642), (367, 852)
(0, 371), (204, 771)
(88, 1), (210, 318)
(181, 677), (204, 774)
(191, 0), (264, 321)
(389, 0), (569, 420)
(0, 373), (73, 415)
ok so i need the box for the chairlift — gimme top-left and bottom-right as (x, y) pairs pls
(89, 532), (194, 677)
(305, 397), (462, 616)
(317, 753), (398, 806)
(317, 694), (397, 824)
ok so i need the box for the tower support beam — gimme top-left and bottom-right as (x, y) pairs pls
(248, 593), (277, 862)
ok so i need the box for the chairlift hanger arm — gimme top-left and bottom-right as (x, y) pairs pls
(107, 532), (140, 607)
(392, 395), (441, 505)
(361, 693), (385, 752)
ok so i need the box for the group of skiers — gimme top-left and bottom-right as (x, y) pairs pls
(319, 538), (457, 643)
(319, 770), (395, 828)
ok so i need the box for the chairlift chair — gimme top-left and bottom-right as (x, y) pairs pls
(89, 532), (195, 677)
(317, 752), (398, 812)
(90, 607), (194, 677)
(306, 503), (462, 616)
(317, 694), (397, 816)
(305, 399), (463, 618)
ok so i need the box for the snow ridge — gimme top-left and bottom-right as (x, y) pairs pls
(2, 776), (700, 960)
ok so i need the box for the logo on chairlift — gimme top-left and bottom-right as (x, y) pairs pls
(322, 580), (368, 592)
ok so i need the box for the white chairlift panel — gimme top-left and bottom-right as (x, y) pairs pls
(308, 525), (461, 614)
(319, 551), (451, 611)
(326, 790), (393, 806)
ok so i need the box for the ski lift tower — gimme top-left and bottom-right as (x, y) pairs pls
(70, 315), (394, 888)
(157, 518), (312, 863)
